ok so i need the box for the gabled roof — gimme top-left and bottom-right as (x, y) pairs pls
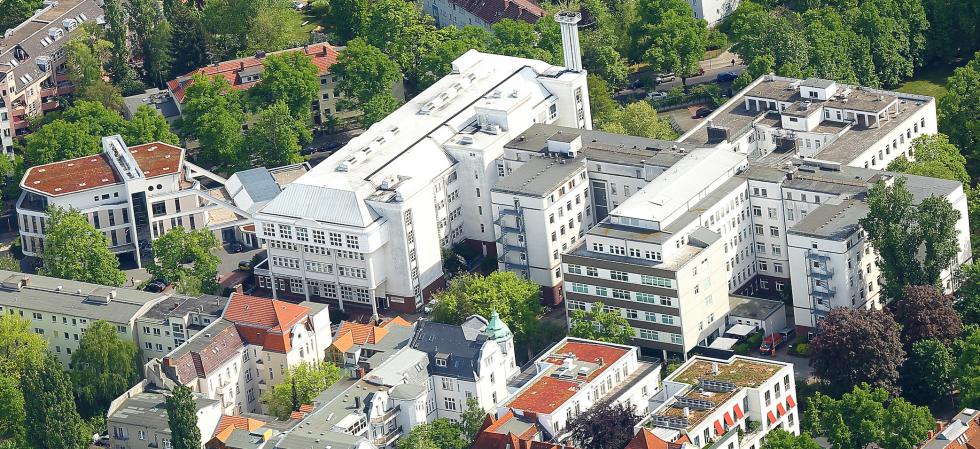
(410, 317), (490, 381)
(165, 319), (245, 383)
(331, 317), (413, 353)
(625, 428), (690, 449)
(471, 410), (574, 449)
(449, 0), (545, 26)
(166, 42), (341, 103)
(213, 415), (267, 443)
(225, 292), (308, 333)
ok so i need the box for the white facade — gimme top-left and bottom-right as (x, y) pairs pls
(254, 48), (590, 315)
(688, 0), (741, 26)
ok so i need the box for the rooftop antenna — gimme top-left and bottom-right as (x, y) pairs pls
(555, 11), (583, 72)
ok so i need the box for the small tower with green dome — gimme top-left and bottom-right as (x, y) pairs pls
(485, 310), (518, 378)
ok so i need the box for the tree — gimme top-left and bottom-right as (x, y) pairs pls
(397, 419), (467, 449)
(414, 26), (491, 90)
(22, 354), (89, 449)
(892, 285), (962, 347)
(40, 207), (126, 286)
(70, 320), (140, 418)
(760, 429), (822, 449)
(22, 120), (101, 166)
(178, 74), (247, 170)
(127, 0), (173, 86)
(956, 327), (980, 408)
(887, 134), (971, 185)
(249, 52), (321, 120)
(901, 338), (953, 406)
(262, 362), (342, 419)
(939, 52), (980, 180)
(808, 308), (905, 395)
(459, 398), (485, 443)
(102, 0), (135, 88)
(124, 105), (180, 146)
(0, 315), (47, 444)
(334, 38), (402, 108)
(63, 23), (124, 111)
(246, 0), (307, 55)
(363, 0), (438, 81)
(322, 0), (368, 43)
(569, 301), (635, 344)
(201, 0), (258, 59)
(166, 385), (201, 449)
(246, 101), (308, 168)
(587, 75), (620, 129)
(807, 384), (933, 449)
(360, 93), (403, 127)
(603, 102), (677, 140)
(0, 0), (42, 34)
(147, 227), (220, 295)
(733, 55), (776, 92)
(63, 100), (129, 138)
(958, 263), (980, 325)
(431, 272), (542, 346)
(632, 0), (707, 84)
(860, 177), (960, 299)
(491, 19), (558, 63)
(567, 401), (640, 449)
(164, 0), (210, 77)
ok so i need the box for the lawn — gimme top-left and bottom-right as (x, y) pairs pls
(895, 63), (956, 101)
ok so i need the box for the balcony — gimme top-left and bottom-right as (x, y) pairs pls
(811, 287), (835, 302)
(41, 99), (60, 111)
(810, 264), (833, 280)
(806, 250), (831, 262)
(370, 406), (400, 424)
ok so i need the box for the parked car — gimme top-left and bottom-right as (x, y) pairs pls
(760, 333), (786, 355)
(716, 71), (739, 83)
(144, 279), (167, 293)
(655, 72), (676, 83)
(693, 106), (715, 118)
(646, 91), (668, 100)
(229, 242), (244, 253)
(238, 260), (253, 271)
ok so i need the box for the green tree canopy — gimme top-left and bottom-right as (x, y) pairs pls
(807, 384), (933, 449)
(760, 429), (822, 449)
(957, 263), (980, 325)
(808, 307), (905, 395)
(568, 301), (635, 345)
(178, 74), (247, 170)
(631, 0), (708, 81)
(0, 315), (48, 444)
(892, 285), (962, 347)
(602, 101), (678, 140)
(0, 0), (42, 34)
(431, 272), (542, 347)
(319, 0), (368, 43)
(249, 52), (321, 120)
(63, 23), (124, 111)
(22, 120), (102, 166)
(166, 385), (201, 449)
(939, 51), (980, 179)
(246, 100), (309, 168)
(124, 105), (180, 146)
(164, 0), (210, 78)
(396, 419), (468, 449)
(127, 0), (173, 86)
(262, 362), (342, 419)
(413, 26), (491, 90)
(147, 227), (221, 295)
(901, 338), (953, 406)
(246, 0), (307, 55)
(733, 55), (776, 92)
(887, 133), (971, 185)
(70, 320), (140, 418)
(333, 38), (403, 126)
(22, 354), (90, 449)
(40, 207), (126, 286)
(860, 177), (960, 299)
(491, 19), (559, 64)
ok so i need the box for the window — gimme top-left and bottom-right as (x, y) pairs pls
(612, 289), (630, 300)
(609, 270), (628, 281)
(152, 201), (166, 216)
(638, 329), (659, 341)
(567, 264), (582, 275)
(769, 226), (780, 237)
(753, 206), (762, 216)
(755, 224), (764, 235)
(278, 224), (292, 239)
(640, 275), (673, 288)
(296, 227), (309, 241)
(444, 397), (458, 411)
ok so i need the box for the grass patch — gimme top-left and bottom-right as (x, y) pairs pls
(896, 63), (956, 100)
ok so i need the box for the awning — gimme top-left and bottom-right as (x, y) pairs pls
(714, 420), (724, 436)
(767, 411), (777, 424)
(786, 395), (796, 408)
(734, 404), (744, 420)
(709, 337), (739, 350)
(725, 323), (756, 337)
(777, 402), (787, 416)
(724, 412), (735, 427)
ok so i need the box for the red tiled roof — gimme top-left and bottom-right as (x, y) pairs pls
(166, 42), (341, 103)
(21, 141), (185, 196)
(213, 415), (266, 442)
(224, 292), (310, 353)
(625, 428), (676, 449)
(923, 413), (980, 449)
(471, 410), (575, 449)
(449, 0), (545, 26)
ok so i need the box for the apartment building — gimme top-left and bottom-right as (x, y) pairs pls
(921, 408), (980, 449)
(162, 43), (364, 129)
(0, 0), (103, 154)
(637, 355), (798, 449)
(681, 76), (937, 171)
(472, 337), (661, 448)
(135, 294), (228, 363)
(688, 0), (741, 26)
(0, 269), (167, 365)
(270, 314), (519, 449)
(420, 0), (545, 30)
(410, 313), (518, 421)
(15, 136), (251, 266)
(107, 380), (223, 449)
(253, 19), (591, 315)
(326, 316), (413, 376)
(150, 293), (332, 415)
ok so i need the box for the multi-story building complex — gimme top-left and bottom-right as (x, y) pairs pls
(681, 76), (937, 171)
(0, 269), (168, 365)
(420, 0), (545, 30)
(638, 355), (798, 449)
(16, 135), (300, 267)
(921, 408), (980, 449)
(410, 312), (518, 421)
(107, 379), (223, 449)
(472, 337), (661, 448)
(253, 19), (591, 315)
(149, 293), (332, 415)
(161, 43), (367, 129)
(134, 294), (228, 363)
(687, 0), (741, 26)
(0, 0), (103, 154)
(270, 313), (519, 449)
(326, 316), (413, 376)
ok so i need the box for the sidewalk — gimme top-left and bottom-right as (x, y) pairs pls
(700, 49), (742, 71)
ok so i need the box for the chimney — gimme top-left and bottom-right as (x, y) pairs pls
(683, 407), (690, 418)
(554, 11), (583, 72)
(712, 362), (719, 375)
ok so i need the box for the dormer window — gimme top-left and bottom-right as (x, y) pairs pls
(435, 354), (448, 367)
